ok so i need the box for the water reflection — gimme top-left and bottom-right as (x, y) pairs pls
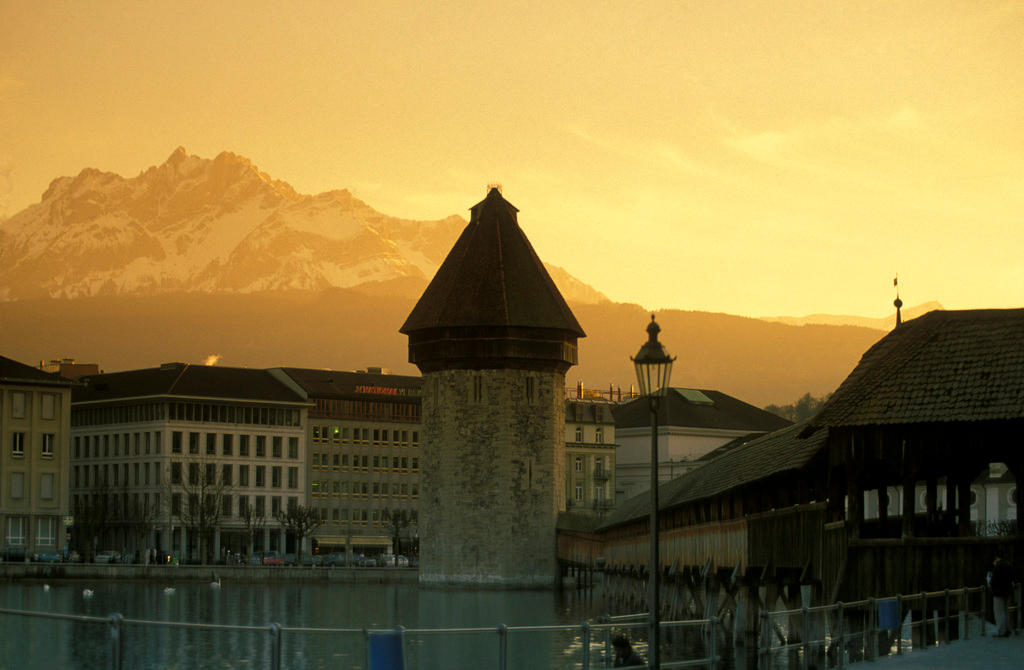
(1, 580), (609, 669)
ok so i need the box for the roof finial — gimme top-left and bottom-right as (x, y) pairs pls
(893, 275), (903, 327)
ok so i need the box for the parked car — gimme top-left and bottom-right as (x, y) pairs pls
(32, 552), (62, 563)
(324, 552), (348, 567)
(261, 551), (285, 566)
(358, 555), (377, 567)
(95, 550), (121, 564)
(396, 555), (410, 567)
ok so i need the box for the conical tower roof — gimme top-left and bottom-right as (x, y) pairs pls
(401, 188), (584, 373)
(401, 188), (584, 335)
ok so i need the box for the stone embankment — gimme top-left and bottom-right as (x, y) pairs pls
(0, 563), (417, 583)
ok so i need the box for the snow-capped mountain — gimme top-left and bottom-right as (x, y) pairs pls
(0, 147), (606, 303)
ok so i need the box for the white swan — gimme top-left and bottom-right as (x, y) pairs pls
(82, 589), (94, 598)
(210, 577), (221, 588)
(163, 586), (176, 594)
(42, 584), (50, 592)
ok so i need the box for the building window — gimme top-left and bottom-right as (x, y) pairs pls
(11, 472), (25, 499)
(288, 437), (298, 459)
(256, 436), (266, 458)
(272, 466), (282, 488)
(595, 427), (604, 443)
(289, 496), (298, 512)
(239, 435), (250, 457)
(41, 394), (57, 420)
(222, 495), (232, 517)
(170, 462), (181, 484)
(172, 431), (182, 454)
(525, 376), (535, 403)
(255, 466), (266, 487)
(42, 433), (55, 458)
(273, 436), (282, 458)
(473, 376), (483, 403)
(288, 467), (298, 489)
(223, 434), (233, 456)
(5, 517), (26, 546)
(12, 432), (25, 457)
(238, 495), (248, 517)
(171, 494), (182, 515)
(206, 433), (217, 455)
(255, 496), (265, 517)
(11, 391), (26, 419)
(574, 483), (584, 501)
(189, 432), (199, 455)
(594, 486), (605, 503)
(189, 463), (200, 485)
(595, 457), (604, 475)
(272, 496), (281, 517)
(222, 464), (233, 486)
(574, 456), (583, 472)
(239, 465), (249, 486)
(575, 426), (584, 442)
(37, 518), (56, 546)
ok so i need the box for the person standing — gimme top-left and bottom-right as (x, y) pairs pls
(991, 554), (1015, 637)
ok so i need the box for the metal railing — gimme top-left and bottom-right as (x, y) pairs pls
(758, 584), (1022, 669)
(0, 606), (727, 670)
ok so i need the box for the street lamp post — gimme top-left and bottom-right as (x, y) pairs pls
(632, 314), (675, 670)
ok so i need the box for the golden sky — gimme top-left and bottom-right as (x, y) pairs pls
(2, 1), (1022, 317)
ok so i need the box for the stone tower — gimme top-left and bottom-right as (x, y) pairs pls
(400, 188), (585, 586)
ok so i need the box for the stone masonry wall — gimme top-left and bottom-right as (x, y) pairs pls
(419, 368), (566, 586)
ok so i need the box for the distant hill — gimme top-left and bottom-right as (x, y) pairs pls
(0, 290), (884, 408)
(760, 301), (944, 330)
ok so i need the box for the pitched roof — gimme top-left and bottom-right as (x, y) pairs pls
(812, 309), (1024, 427)
(73, 363), (307, 404)
(0, 354), (71, 387)
(600, 420), (828, 529)
(613, 388), (791, 432)
(400, 188), (585, 336)
(278, 367), (421, 400)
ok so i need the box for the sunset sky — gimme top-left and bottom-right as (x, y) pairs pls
(2, 1), (1022, 318)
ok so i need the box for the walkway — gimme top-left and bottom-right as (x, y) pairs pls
(851, 632), (1024, 669)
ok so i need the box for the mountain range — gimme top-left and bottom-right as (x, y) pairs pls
(0, 148), (921, 406)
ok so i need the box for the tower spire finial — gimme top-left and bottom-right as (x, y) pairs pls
(893, 275), (903, 327)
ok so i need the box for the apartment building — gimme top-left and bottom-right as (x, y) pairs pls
(277, 367), (421, 558)
(0, 355), (73, 560)
(564, 398), (616, 514)
(70, 363), (310, 561)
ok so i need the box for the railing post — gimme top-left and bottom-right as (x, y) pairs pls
(895, 595), (903, 655)
(758, 610), (768, 670)
(497, 623), (508, 670)
(581, 621), (591, 670)
(943, 589), (950, 643)
(268, 622), (282, 670)
(866, 598), (875, 662)
(981, 586), (988, 637)
(836, 602), (845, 669)
(801, 606), (809, 670)
(960, 588), (968, 641)
(709, 615), (719, 670)
(108, 613), (124, 670)
(1017, 582), (1022, 633)
(919, 592), (927, 649)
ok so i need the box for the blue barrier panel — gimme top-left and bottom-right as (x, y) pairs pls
(878, 598), (899, 631)
(368, 630), (405, 670)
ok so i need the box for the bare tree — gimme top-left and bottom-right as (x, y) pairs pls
(121, 487), (160, 563)
(73, 476), (116, 562)
(383, 508), (411, 558)
(165, 458), (231, 564)
(240, 500), (266, 559)
(276, 504), (323, 566)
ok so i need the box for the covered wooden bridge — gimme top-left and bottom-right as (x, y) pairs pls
(557, 308), (1024, 640)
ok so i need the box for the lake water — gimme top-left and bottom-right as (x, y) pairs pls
(0, 578), (623, 669)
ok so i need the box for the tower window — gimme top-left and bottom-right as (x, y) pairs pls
(473, 376), (484, 403)
(525, 376), (535, 403)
